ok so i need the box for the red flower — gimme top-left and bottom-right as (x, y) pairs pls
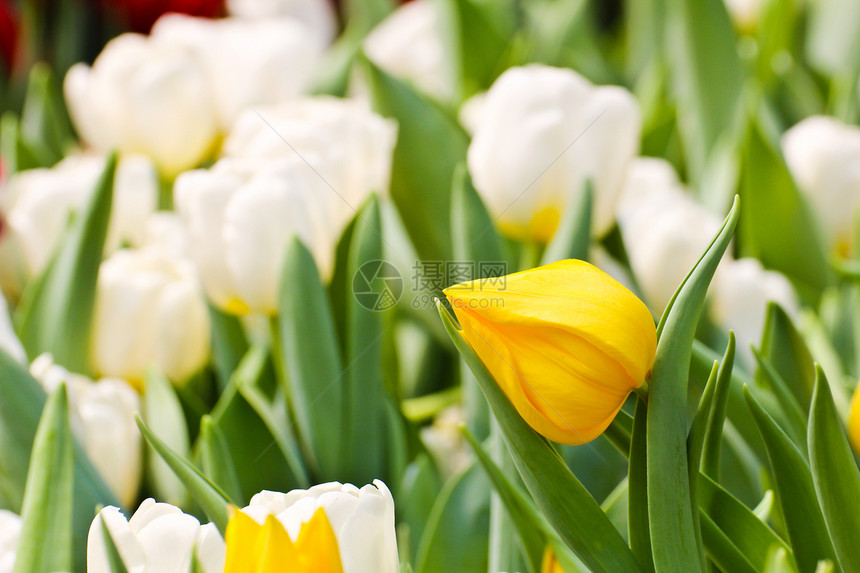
(100, 0), (224, 33)
(0, 0), (18, 75)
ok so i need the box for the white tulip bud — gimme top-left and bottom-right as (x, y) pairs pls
(710, 258), (799, 361)
(0, 510), (21, 573)
(419, 406), (471, 478)
(240, 480), (399, 573)
(617, 158), (724, 314)
(90, 246), (211, 386)
(30, 354), (142, 508)
(364, 0), (453, 101)
(88, 498), (224, 573)
(151, 14), (325, 129)
(0, 154), (158, 295)
(467, 64), (640, 241)
(226, 0), (336, 47)
(782, 115), (860, 252)
(64, 33), (219, 177)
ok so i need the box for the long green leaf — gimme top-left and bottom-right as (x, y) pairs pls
(13, 385), (73, 573)
(648, 196), (739, 573)
(278, 237), (344, 480)
(437, 301), (643, 573)
(198, 415), (244, 506)
(808, 366), (860, 573)
(142, 369), (189, 506)
(628, 398), (654, 573)
(17, 152), (117, 374)
(701, 332), (736, 478)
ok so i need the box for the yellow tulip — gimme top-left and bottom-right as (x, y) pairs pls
(444, 259), (656, 445)
(224, 507), (343, 573)
(849, 382), (860, 455)
(542, 547), (565, 573)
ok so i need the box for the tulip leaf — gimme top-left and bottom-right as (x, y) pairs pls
(698, 512), (757, 573)
(278, 236), (344, 480)
(135, 416), (231, 533)
(415, 462), (491, 573)
(542, 181), (593, 265)
(751, 349), (809, 453)
(648, 196), (739, 573)
(207, 305), (249, 393)
(361, 55), (469, 261)
(700, 332), (736, 478)
(438, 301), (644, 573)
(100, 519), (130, 573)
(16, 152), (117, 375)
(142, 369), (190, 507)
(345, 0), (394, 36)
(198, 415), (244, 507)
(463, 428), (546, 573)
(398, 455), (443, 564)
(687, 360), (720, 483)
(20, 63), (73, 166)
(343, 196), (390, 484)
(757, 303), (817, 415)
(808, 366), (860, 573)
(745, 387), (838, 573)
(0, 112), (40, 174)
(628, 399), (654, 573)
(13, 384), (73, 573)
(738, 121), (832, 304)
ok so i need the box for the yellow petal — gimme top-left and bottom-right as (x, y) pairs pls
(541, 546), (566, 573)
(849, 382), (860, 455)
(293, 507), (344, 573)
(224, 510), (264, 573)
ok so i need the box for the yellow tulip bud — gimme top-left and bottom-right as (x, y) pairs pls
(849, 382), (860, 455)
(444, 259), (656, 445)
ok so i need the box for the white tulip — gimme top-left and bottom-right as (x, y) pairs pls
(88, 498), (224, 573)
(226, 0), (336, 47)
(152, 14), (325, 129)
(711, 258), (799, 360)
(30, 354), (142, 508)
(175, 157), (337, 314)
(240, 480), (399, 573)
(0, 510), (21, 573)
(782, 115), (860, 251)
(364, 0), (453, 101)
(467, 64), (640, 241)
(420, 406), (471, 478)
(0, 154), (158, 295)
(90, 245), (210, 386)
(64, 33), (219, 177)
(617, 158), (724, 314)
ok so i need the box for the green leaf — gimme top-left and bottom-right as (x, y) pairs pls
(345, 0), (394, 36)
(738, 123), (833, 303)
(804, 0), (860, 119)
(13, 385), (74, 573)
(362, 56), (469, 261)
(757, 303), (817, 414)
(701, 332), (736, 478)
(135, 416), (231, 534)
(808, 366), (860, 573)
(415, 462), (490, 573)
(698, 512), (758, 573)
(752, 349), (809, 452)
(342, 196), (389, 484)
(207, 304), (249, 393)
(100, 518), (130, 573)
(437, 301), (643, 573)
(541, 181), (593, 265)
(278, 237), (344, 479)
(664, 0), (744, 178)
(20, 63), (73, 165)
(648, 196), (739, 573)
(687, 360), (720, 480)
(745, 387), (838, 573)
(628, 399), (654, 573)
(17, 152), (117, 374)
(199, 415), (244, 506)
(398, 455), (443, 564)
(1, 112), (40, 174)
(142, 369), (190, 506)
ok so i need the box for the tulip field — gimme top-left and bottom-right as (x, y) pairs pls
(3, 0), (860, 571)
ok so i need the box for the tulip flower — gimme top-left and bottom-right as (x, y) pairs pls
(0, 510), (21, 573)
(0, 154), (158, 296)
(64, 33), (219, 177)
(224, 508), (343, 572)
(30, 354), (142, 507)
(88, 498), (225, 573)
(782, 116), (860, 254)
(364, 0), (453, 101)
(467, 64), (640, 241)
(0, 0), (17, 76)
(90, 245), (211, 386)
(444, 259), (657, 445)
(237, 481), (400, 573)
(226, 0), (336, 47)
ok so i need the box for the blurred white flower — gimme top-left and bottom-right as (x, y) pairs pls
(88, 498), (224, 573)
(226, 0), (336, 47)
(723, 0), (766, 31)
(711, 258), (799, 359)
(90, 245), (210, 386)
(64, 34), (219, 177)
(142, 212), (191, 258)
(240, 480), (399, 573)
(420, 405), (471, 478)
(0, 510), (21, 573)
(364, 0), (453, 101)
(458, 92), (487, 135)
(0, 154), (158, 295)
(152, 14), (325, 129)
(467, 64), (640, 242)
(782, 115), (860, 251)
(30, 354), (142, 508)
(617, 158), (724, 314)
